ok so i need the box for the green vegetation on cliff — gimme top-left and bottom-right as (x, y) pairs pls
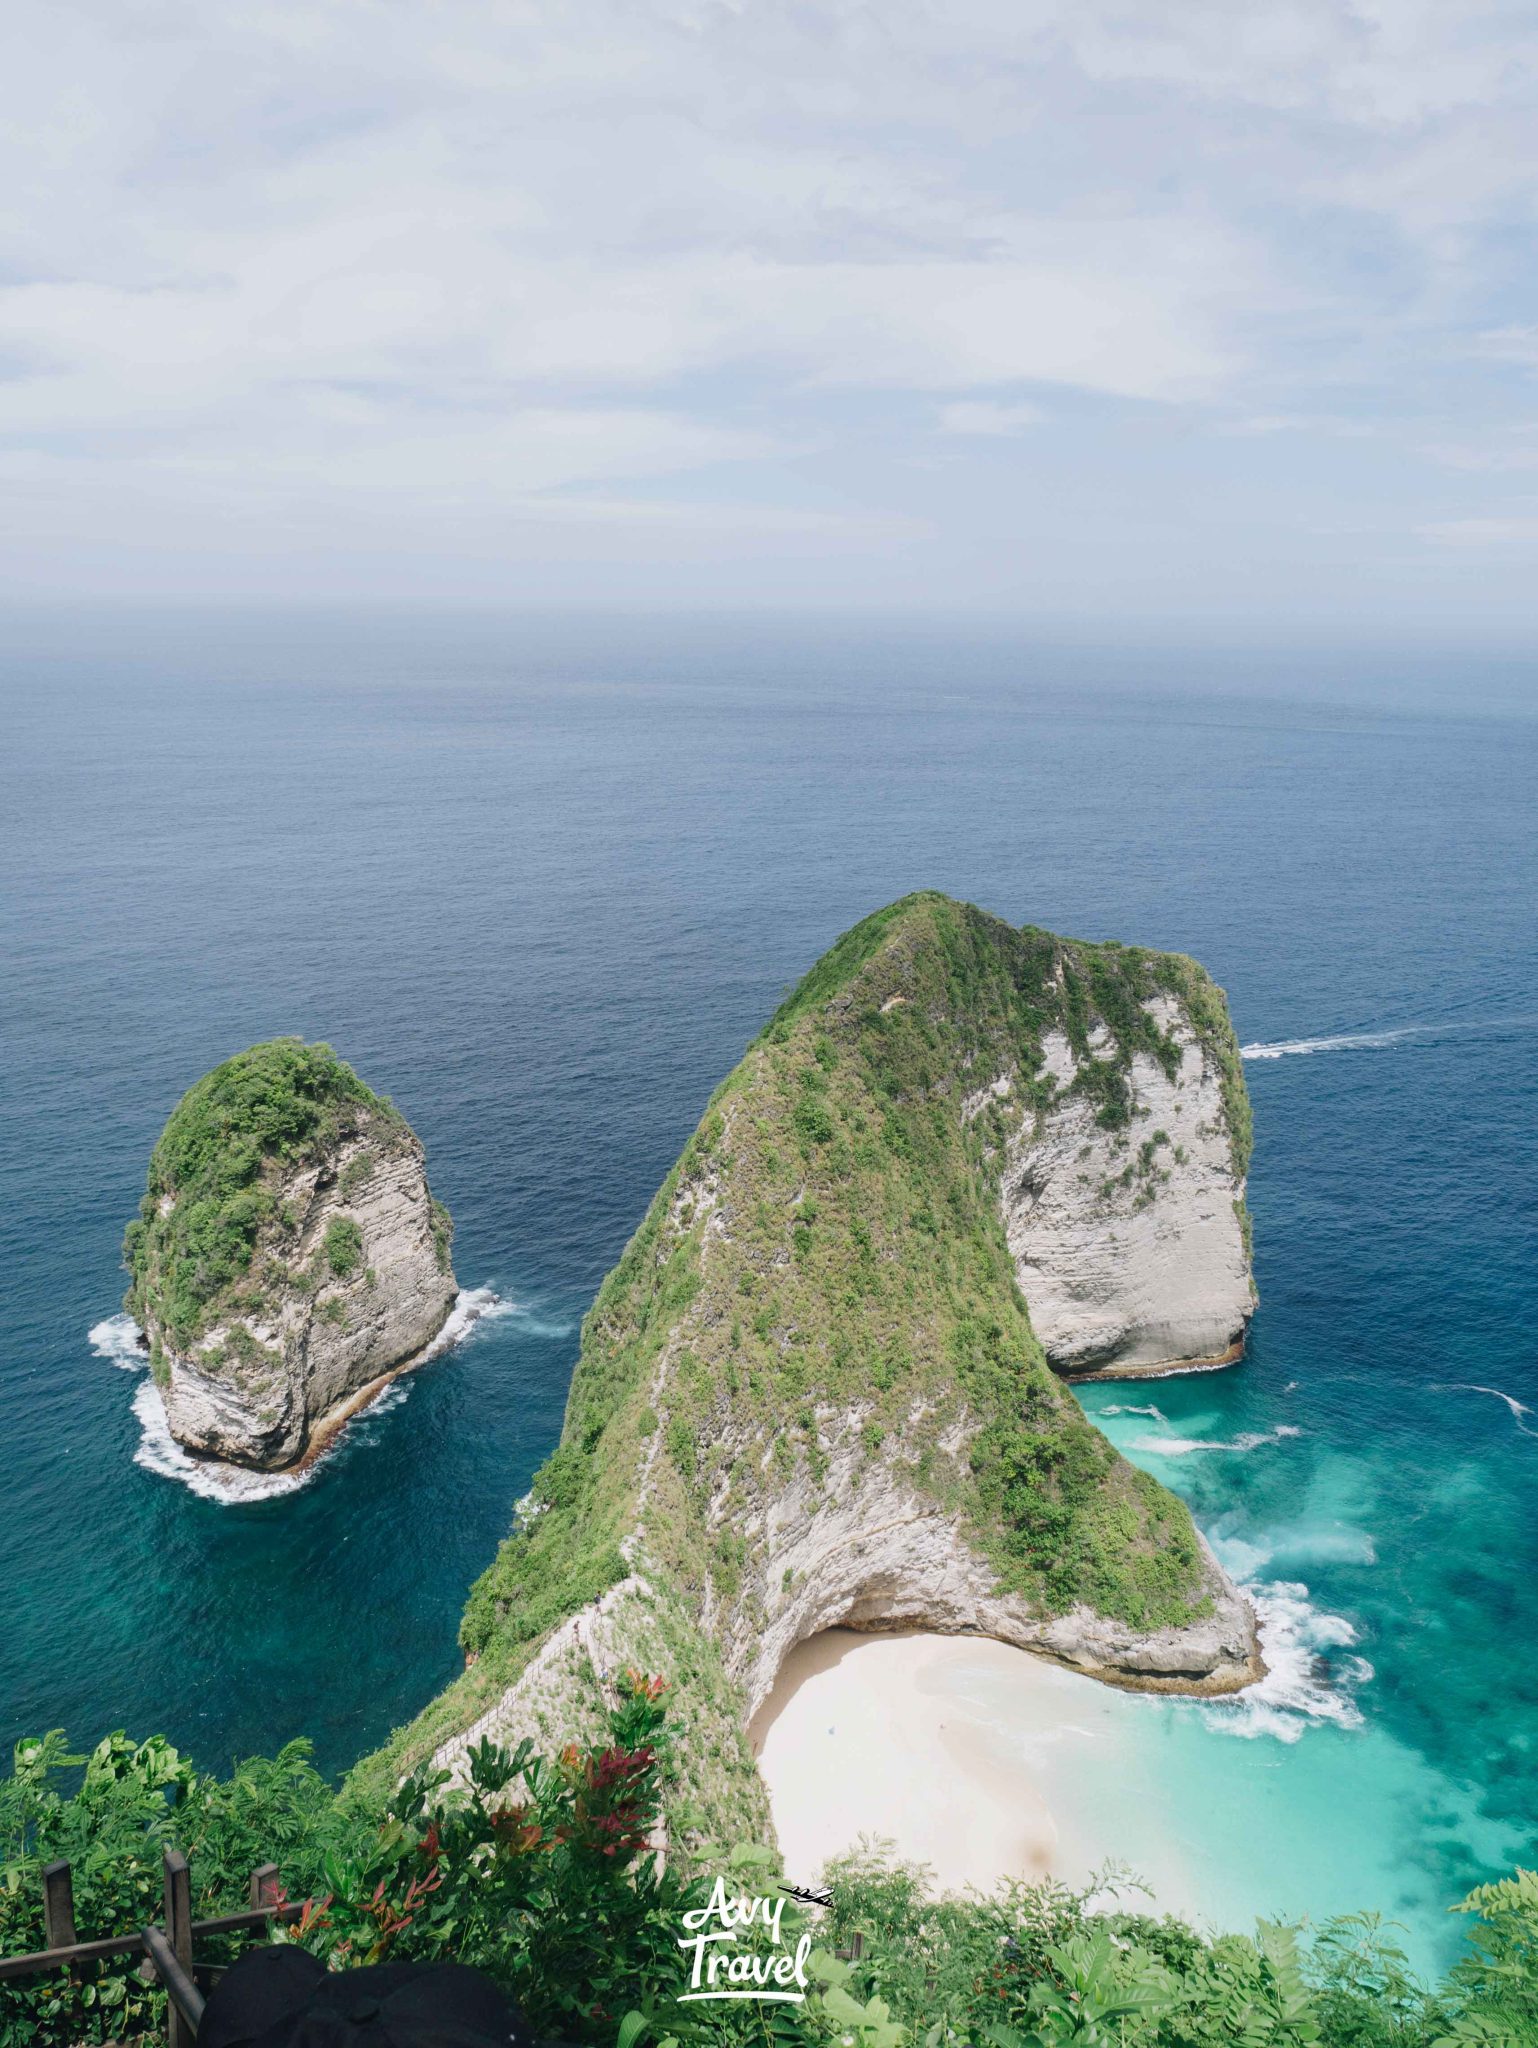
(356, 894), (1252, 1805)
(123, 1039), (402, 1347)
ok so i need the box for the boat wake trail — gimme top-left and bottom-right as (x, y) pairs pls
(1242, 1014), (1538, 1061)
(1242, 1028), (1413, 1061)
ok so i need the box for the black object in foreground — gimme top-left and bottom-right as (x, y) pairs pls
(198, 1947), (535, 2048)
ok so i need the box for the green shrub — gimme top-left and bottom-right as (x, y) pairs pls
(0, 1730), (354, 2047)
(124, 1041), (395, 1345)
(5, 1703), (1537, 2048)
(324, 1217), (364, 1280)
(430, 1197), (454, 1276)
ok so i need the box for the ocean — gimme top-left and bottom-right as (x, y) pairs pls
(2, 609), (1533, 1970)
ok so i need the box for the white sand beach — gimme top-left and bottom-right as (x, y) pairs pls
(749, 1629), (1177, 1901)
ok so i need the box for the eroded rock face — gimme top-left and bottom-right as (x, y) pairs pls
(711, 1416), (1258, 1716)
(159, 1128), (457, 1468)
(1000, 996), (1257, 1377)
(127, 1042), (457, 1471)
(389, 897), (1263, 1838)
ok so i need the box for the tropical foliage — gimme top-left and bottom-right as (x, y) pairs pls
(122, 1037), (405, 1346)
(3, 1688), (1535, 2048)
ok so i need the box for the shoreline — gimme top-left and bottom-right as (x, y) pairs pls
(142, 1289), (496, 1493)
(750, 1629), (1158, 1901)
(1057, 1335), (1248, 1384)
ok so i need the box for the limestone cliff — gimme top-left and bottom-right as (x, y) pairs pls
(1003, 994), (1255, 1377)
(350, 896), (1259, 1844)
(124, 1039), (457, 1471)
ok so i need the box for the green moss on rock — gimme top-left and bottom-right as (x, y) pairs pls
(358, 896), (1254, 1812)
(124, 1039), (401, 1347)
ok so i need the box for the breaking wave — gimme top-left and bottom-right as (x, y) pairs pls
(1132, 1425), (1303, 1455)
(89, 1313), (149, 1369)
(421, 1285), (515, 1360)
(1437, 1382), (1538, 1439)
(93, 1287), (515, 1503)
(129, 1380), (315, 1502)
(1199, 1580), (1370, 1744)
(1098, 1402), (1168, 1422)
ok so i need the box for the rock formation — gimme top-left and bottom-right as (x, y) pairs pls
(1003, 995), (1255, 1377)
(350, 896), (1260, 1845)
(124, 1039), (456, 1471)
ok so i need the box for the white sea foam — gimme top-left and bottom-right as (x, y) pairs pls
(1438, 1382), (1538, 1438)
(422, 1285), (516, 1358)
(98, 1286), (512, 1503)
(1213, 1523), (1378, 1577)
(1200, 1579), (1370, 1744)
(1132, 1425), (1303, 1455)
(89, 1313), (148, 1369)
(1098, 1403), (1168, 1422)
(129, 1380), (317, 1501)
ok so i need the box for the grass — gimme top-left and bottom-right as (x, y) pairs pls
(356, 895), (1254, 1833)
(123, 1038), (408, 1348)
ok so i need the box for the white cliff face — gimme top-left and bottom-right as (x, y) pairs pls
(1000, 997), (1255, 1376)
(154, 1124), (456, 1469)
(714, 1416), (1256, 1714)
(431, 1397), (1258, 1794)
(412, 905), (1263, 1826)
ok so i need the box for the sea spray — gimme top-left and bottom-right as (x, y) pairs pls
(1133, 1425), (1304, 1456)
(89, 1313), (148, 1370)
(94, 1287), (516, 1502)
(1199, 1580), (1370, 1744)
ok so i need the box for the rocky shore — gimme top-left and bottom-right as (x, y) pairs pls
(124, 1039), (457, 1472)
(351, 894), (1264, 1841)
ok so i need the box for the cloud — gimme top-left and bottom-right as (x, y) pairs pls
(1477, 326), (1538, 366)
(2, 0), (1538, 617)
(1420, 514), (1538, 547)
(1417, 435), (1538, 472)
(936, 401), (1045, 436)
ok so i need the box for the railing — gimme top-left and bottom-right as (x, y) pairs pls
(4, 1850), (872, 2045)
(0, 1847), (304, 2045)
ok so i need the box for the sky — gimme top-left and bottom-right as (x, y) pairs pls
(4, 1), (1538, 637)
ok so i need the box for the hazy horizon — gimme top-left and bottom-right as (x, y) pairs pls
(4, 2), (1538, 656)
(3, 599), (1536, 718)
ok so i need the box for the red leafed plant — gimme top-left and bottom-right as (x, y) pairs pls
(280, 1671), (685, 2039)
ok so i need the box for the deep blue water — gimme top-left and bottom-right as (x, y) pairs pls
(2, 611), (1534, 1964)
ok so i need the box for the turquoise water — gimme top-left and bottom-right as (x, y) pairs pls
(1, 610), (1533, 1971)
(1076, 1006), (1538, 1966)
